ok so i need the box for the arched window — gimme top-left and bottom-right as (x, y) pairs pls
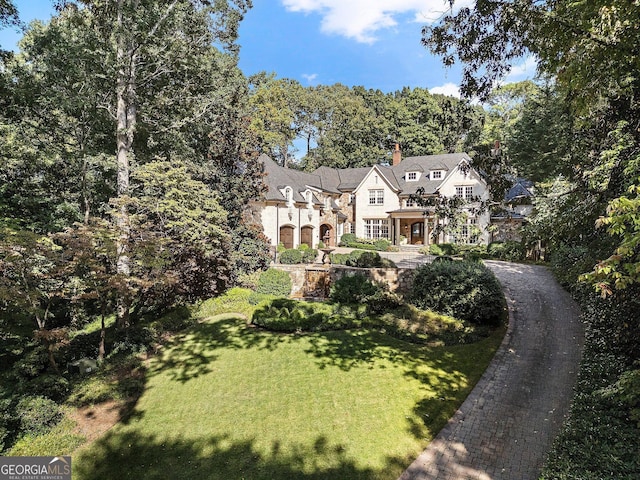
(284, 187), (293, 206)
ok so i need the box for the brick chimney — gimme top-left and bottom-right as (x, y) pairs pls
(392, 143), (401, 166)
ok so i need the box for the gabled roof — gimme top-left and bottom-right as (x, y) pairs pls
(387, 153), (473, 196)
(505, 178), (534, 202)
(260, 152), (480, 200)
(260, 154), (323, 204)
(311, 165), (372, 192)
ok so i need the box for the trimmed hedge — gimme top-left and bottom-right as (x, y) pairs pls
(410, 261), (505, 326)
(278, 245), (318, 264)
(330, 250), (396, 268)
(255, 268), (292, 297)
(338, 234), (391, 252)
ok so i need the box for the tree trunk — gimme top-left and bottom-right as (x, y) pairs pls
(98, 302), (106, 362)
(115, 0), (137, 329)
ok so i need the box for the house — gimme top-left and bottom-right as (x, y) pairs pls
(490, 178), (535, 242)
(250, 146), (494, 250)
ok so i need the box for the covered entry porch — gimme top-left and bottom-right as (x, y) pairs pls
(388, 210), (440, 246)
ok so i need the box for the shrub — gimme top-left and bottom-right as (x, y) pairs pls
(251, 298), (330, 332)
(548, 244), (594, 289)
(365, 289), (404, 315)
(255, 268), (292, 297)
(338, 233), (357, 246)
(428, 243), (457, 256)
(278, 248), (303, 264)
(22, 374), (70, 402)
(339, 234), (391, 251)
(373, 239), (391, 251)
(330, 274), (380, 304)
(487, 241), (525, 262)
(410, 261), (505, 326)
(15, 396), (63, 437)
(298, 245), (318, 263)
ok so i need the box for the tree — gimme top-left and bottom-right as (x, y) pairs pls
(248, 73), (302, 167)
(0, 229), (66, 371)
(424, 0), (640, 293)
(50, 0), (251, 327)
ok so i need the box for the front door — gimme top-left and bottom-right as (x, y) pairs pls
(411, 222), (424, 245)
(300, 226), (313, 248)
(280, 225), (294, 249)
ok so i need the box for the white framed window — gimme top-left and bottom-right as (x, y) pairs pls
(407, 172), (418, 181)
(459, 217), (479, 244)
(406, 198), (417, 207)
(364, 219), (389, 239)
(431, 171), (442, 180)
(369, 189), (384, 205)
(348, 193), (355, 204)
(455, 185), (474, 199)
(465, 186), (473, 198)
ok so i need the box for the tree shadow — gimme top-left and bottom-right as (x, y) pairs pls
(147, 316), (291, 383)
(74, 430), (408, 480)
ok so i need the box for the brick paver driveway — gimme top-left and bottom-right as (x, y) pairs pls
(398, 261), (584, 480)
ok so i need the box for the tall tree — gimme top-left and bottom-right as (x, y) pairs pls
(424, 0), (640, 293)
(248, 73), (302, 167)
(54, 0), (251, 327)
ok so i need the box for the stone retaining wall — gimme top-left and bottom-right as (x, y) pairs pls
(272, 264), (415, 298)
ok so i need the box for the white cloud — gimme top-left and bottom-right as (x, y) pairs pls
(429, 82), (460, 98)
(504, 56), (538, 82)
(281, 0), (472, 44)
(302, 73), (319, 84)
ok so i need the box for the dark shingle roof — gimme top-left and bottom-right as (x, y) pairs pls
(386, 153), (472, 196)
(260, 154), (323, 204)
(261, 152), (477, 200)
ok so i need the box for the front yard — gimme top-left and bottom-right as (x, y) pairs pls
(72, 312), (504, 479)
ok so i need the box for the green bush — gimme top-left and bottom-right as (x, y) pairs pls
(15, 396), (63, 437)
(330, 250), (395, 268)
(22, 374), (70, 402)
(487, 241), (525, 262)
(410, 261), (505, 326)
(428, 243), (457, 256)
(255, 268), (292, 297)
(329, 274), (380, 304)
(251, 298), (330, 332)
(339, 234), (391, 251)
(338, 233), (357, 246)
(365, 289), (403, 315)
(548, 244), (594, 289)
(373, 239), (392, 251)
(278, 248), (303, 264)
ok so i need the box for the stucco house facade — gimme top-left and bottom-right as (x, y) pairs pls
(251, 148), (494, 250)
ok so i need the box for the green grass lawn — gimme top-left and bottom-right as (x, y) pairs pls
(73, 313), (504, 480)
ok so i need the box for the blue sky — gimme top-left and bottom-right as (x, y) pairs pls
(0, 0), (535, 96)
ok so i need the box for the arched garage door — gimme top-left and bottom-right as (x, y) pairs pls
(300, 226), (313, 248)
(280, 225), (294, 249)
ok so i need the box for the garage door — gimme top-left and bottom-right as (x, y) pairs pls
(280, 226), (294, 249)
(300, 226), (313, 248)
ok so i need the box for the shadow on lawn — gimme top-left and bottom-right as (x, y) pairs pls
(74, 429), (408, 480)
(147, 316), (292, 383)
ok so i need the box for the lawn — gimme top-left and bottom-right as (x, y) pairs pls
(73, 312), (504, 480)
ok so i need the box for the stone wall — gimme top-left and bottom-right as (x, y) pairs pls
(331, 266), (415, 293)
(272, 264), (415, 298)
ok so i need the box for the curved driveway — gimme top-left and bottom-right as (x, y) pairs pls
(399, 261), (584, 480)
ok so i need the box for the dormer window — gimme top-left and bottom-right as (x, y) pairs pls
(304, 190), (313, 208)
(407, 172), (418, 181)
(431, 171), (443, 180)
(284, 187), (293, 206)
